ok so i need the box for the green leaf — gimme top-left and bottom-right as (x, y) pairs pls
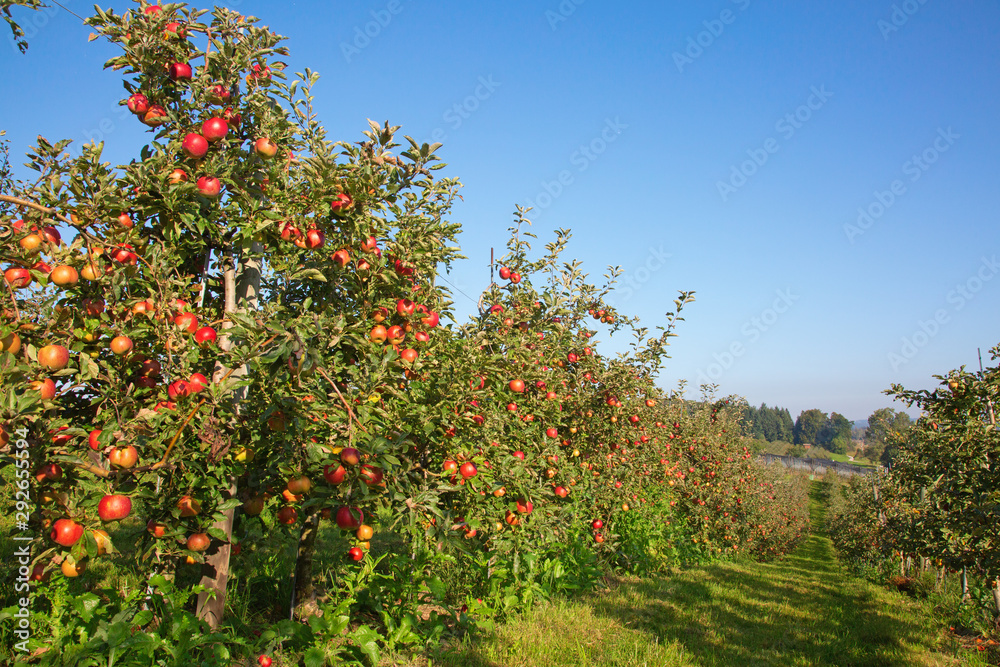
(303, 647), (326, 667)
(73, 593), (102, 623)
(351, 625), (381, 664)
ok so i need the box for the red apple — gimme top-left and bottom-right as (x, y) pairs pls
(127, 93), (149, 115)
(516, 498), (533, 514)
(508, 379), (525, 393)
(323, 464), (347, 484)
(110, 335), (133, 356)
(177, 495), (201, 517)
(330, 192), (353, 215)
(194, 326), (217, 346)
(196, 176), (221, 198)
(347, 546), (364, 561)
(188, 372), (209, 393)
(98, 494), (132, 521)
(109, 445), (139, 468)
(201, 117), (228, 142)
(360, 465), (383, 486)
(340, 447), (361, 467)
(182, 133), (208, 159)
(335, 506), (363, 530)
(4, 267), (31, 288)
(168, 168), (188, 184)
(38, 344), (70, 370)
(168, 62), (192, 81)
(50, 518), (84, 546)
(186, 533), (211, 551)
(174, 312), (199, 333)
(88, 429), (102, 451)
(459, 462), (477, 479)
(254, 137), (277, 159)
(499, 267), (511, 280)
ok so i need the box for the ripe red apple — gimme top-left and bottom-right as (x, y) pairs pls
(177, 495), (201, 517)
(592, 519), (603, 530)
(360, 465), (383, 486)
(109, 445), (138, 468)
(347, 546), (364, 561)
(304, 228), (325, 249)
(510, 272), (522, 284)
(34, 463), (62, 482)
(554, 486), (568, 498)
(147, 519), (168, 537)
(207, 84), (231, 104)
(143, 105), (169, 126)
(194, 326), (217, 347)
(88, 429), (102, 451)
(4, 267), (31, 288)
(167, 380), (191, 400)
(168, 62), (192, 81)
(286, 475), (312, 495)
(188, 372), (209, 393)
(414, 331), (430, 343)
(138, 357), (161, 376)
(116, 212), (134, 228)
(98, 494), (132, 521)
(110, 335), (133, 356)
(127, 93), (149, 115)
(459, 462), (478, 479)
(38, 344), (70, 370)
(516, 498), (533, 514)
(276, 506), (298, 525)
(50, 518), (84, 546)
(168, 168), (188, 184)
(30, 378), (56, 400)
(508, 379), (525, 393)
(499, 266), (511, 280)
(400, 348), (418, 363)
(421, 310), (440, 328)
(187, 533), (211, 551)
(330, 192), (353, 215)
(512, 451), (525, 460)
(258, 657), (273, 667)
(546, 427), (558, 438)
(335, 506), (363, 530)
(340, 447), (361, 467)
(331, 248), (351, 268)
(182, 133), (208, 159)
(323, 464), (347, 484)
(254, 137), (278, 159)
(386, 325), (405, 345)
(396, 298), (416, 317)
(174, 312), (199, 333)
(196, 176), (221, 197)
(144, 4), (162, 15)
(201, 117), (228, 142)
(370, 325), (387, 344)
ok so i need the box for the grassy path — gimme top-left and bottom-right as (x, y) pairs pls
(426, 482), (962, 667)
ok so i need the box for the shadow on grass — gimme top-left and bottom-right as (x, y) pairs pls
(434, 481), (955, 667)
(585, 481), (949, 666)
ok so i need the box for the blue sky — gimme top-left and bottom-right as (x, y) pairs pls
(3, 0), (999, 421)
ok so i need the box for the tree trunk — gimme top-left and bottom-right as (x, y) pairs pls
(196, 246), (261, 627)
(994, 577), (1000, 616)
(290, 509), (321, 620)
(962, 567), (969, 600)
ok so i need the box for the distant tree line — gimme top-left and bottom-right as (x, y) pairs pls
(742, 401), (913, 464)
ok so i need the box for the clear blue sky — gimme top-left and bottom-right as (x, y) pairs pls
(3, 0), (999, 421)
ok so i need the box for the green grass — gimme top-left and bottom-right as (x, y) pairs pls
(828, 452), (877, 468)
(419, 482), (972, 667)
